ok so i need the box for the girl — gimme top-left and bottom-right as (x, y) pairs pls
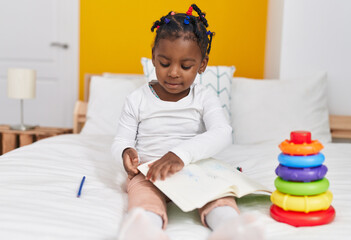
(112, 4), (263, 240)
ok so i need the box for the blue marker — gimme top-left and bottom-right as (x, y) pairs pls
(77, 176), (86, 198)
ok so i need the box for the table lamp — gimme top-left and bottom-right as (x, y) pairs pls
(7, 68), (37, 131)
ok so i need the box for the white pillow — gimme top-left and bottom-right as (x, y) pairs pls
(141, 57), (235, 123)
(102, 73), (146, 80)
(81, 75), (145, 135)
(231, 72), (332, 144)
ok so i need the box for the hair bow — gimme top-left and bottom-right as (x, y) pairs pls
(186, 6), (193, 16)
(184, 16), (190, 25)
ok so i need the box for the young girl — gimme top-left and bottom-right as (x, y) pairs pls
(112, 4), (263, 240)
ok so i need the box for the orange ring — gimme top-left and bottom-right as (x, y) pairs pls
(279, 140), (323, 156)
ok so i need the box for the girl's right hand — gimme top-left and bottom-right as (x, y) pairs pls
(122, 148), (140, 179)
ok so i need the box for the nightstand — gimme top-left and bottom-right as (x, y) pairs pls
(0, 125), (72, 155)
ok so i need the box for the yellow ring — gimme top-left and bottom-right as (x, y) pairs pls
(279, 140), (323, 156)
(270, 190), (332, 213)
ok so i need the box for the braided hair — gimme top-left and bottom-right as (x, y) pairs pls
(151, 4), (214, 59)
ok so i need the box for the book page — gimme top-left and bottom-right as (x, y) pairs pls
(138, 158), (271, 212)
(197, 159), (272, 198)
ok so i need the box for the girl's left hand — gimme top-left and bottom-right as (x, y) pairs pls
(146, 152), (184, 182)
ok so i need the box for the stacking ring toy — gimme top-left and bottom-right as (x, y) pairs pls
(279, 140), (323, 156)
(270, 205), (336, 227)
(270, 190), (333, 213)
(290, 131), (312, 144)
(278, 153), (325, 168)
(274, 177), (329, 195)
(275, 164), (328, 182)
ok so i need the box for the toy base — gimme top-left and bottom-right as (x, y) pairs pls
(270, 204), (335, 227)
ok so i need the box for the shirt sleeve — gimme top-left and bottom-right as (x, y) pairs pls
(111, 94), (139, 164)
(170, 88), (232, 166)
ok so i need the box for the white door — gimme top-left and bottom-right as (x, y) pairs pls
(0, 0), (79, 128)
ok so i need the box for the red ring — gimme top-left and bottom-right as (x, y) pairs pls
(270, 204), (335, 227)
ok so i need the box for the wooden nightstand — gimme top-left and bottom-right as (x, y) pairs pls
(0, 125), (72, 155)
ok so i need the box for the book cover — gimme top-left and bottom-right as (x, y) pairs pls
(138, 158), (272, 212)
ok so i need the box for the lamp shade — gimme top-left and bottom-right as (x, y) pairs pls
(7, 68), (36, 99)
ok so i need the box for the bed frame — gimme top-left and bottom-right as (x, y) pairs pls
(73, 74), (351, 141)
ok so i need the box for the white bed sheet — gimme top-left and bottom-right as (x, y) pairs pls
(0, 134), (350, 239)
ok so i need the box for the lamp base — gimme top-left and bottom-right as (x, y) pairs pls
(10, 124), (36, 131)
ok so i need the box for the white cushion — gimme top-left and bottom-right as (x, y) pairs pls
(81, 75), (145, 135)
(102, 73), (146, 79)
(141, 57), (235, 123)
(231, 72), (332, 144)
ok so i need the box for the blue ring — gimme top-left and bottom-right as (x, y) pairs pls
(278, 153), (325, 168)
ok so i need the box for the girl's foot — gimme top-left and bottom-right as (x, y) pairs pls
(118, 208), (170, 240)
(207, 213), (264, 240)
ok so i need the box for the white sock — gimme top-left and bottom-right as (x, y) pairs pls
(207, 212), (265, 240)
(145, 210), (163, 229)
(118, 208), (169, 240)
(206, 206), (239, 230)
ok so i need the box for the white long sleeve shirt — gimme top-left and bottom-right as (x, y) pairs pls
(111, 83), (232, 166)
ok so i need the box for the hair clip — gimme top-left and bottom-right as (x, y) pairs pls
(171, 11), (175, 15)
(207, 30), (212, 35)
(186, 6), (193, 16)
(165, 18), (170, 24)
(184, 16), (190, 25)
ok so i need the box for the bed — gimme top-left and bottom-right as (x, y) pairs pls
(1, 67), (351, 240)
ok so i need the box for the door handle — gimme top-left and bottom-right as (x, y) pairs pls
(50, 42), (69, 49)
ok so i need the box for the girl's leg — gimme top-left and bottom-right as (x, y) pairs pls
(127, 173), (169, 228)
(199, 197), (264, 240)
(118, 173), (170, 240)
(205, 205), (239, 230)
(199, 196), (240, 228)
(118, 208), (170, 240)
(145, 210), (164, 229)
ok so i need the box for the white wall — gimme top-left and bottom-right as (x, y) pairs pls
(0, 0), (79, 128)
(265, 0), (351, 115)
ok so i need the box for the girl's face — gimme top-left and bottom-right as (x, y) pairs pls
(152, 36), (208, 101)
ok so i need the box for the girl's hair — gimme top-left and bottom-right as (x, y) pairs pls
(151, 4), (214, 59)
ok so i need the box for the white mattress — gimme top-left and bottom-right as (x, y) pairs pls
(0, 134), (350, 239)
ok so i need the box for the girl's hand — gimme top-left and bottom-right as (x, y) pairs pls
(122, 148), (140, 179)
(146, 152), (184, 182)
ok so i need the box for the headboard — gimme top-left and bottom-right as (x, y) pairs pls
(329, 115), (351, 140)
(73, 74), (351, 141)
(72, 73), (99, 134)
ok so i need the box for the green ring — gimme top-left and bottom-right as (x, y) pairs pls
(274, 177), (329, 196)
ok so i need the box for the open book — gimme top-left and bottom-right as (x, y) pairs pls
(138, 158), (272, 212)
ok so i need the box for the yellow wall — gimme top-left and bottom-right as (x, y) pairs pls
(80, 0), (268, 99)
